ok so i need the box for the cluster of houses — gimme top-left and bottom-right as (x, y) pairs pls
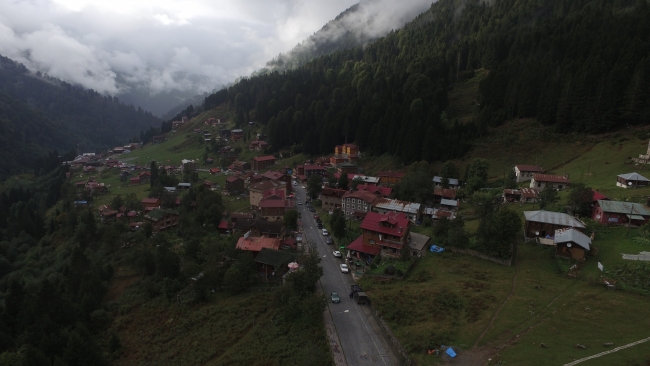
(509, 159), (650, 262)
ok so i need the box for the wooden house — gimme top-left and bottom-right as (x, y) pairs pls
(530, 174), (569, 191)
(320, 188), (347, 211)
(616, 172), (650, 189)
(252, 155), (276, 171)
(377, 171), (405, 185)
(514, 165), (544, 183)
(554, 228), (591, 261)
(144, 209), (179, 233)
(592, 200), (650, 226)
(225, 176), (245, 194)
(523, 210), (586, 238)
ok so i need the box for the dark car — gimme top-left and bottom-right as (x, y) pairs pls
(317, 223), (323, 229)
(316, 218), (322, 223)
(309, 207), (315, 212)
(330, 292), (340, 303)
(351, 284), (363, 293)
(326, 237), (333, 245)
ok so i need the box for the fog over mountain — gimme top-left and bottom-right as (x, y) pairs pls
(0, 0), (432, 116)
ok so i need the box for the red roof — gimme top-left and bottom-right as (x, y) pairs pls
(592, 190), (608, 201)
(520, 188), (539, 198)
(321, 188), (347, 198)
(226, 176), (242, 183)
(360, 212), (410, 237)
(346, 235), (380, 255)
(342, 190), (378, 203)
(304, 164), (326, 171)
(253, 155), (276, 162)
(236, 236), (280, 252)
(141, 198), (160, 204)
(533, 174), (569, 184)
(218, 220), (230, 229)
(515, 165), (544, 173)
(264, 189), (286, 199)
(357, 184), (392, 197)
(434, 188), (456, 199)
(210, 167), (221, 173)
(259, 198), (287, 208)
(262, 171), (285, 180)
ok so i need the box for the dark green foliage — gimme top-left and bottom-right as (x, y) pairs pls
(307, 174), (323, 199)
(476, 207), (521, 259)
(465, 158), (489, 193)
(567, 183), (593, 217)
(283, 209), (299, 231)
(504, 168), (517, 189)
(337, 173), (349, 190)
(330, 208), (347, 239)
(539, 188), (560, 210)
(397, 161), (434, 203)
(0, 56), (160, 177)
(440, 161), (459, 188)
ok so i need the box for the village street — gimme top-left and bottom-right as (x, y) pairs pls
(295, 186), (400, 366)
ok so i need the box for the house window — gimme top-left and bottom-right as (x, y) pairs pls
(537, 182), (541, 187)
(352, 205), (356, 210)
(369, 239), (375, 244)
(558, 185), (563, 189)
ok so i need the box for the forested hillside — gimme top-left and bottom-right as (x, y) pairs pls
(204, 0), (650, 164)
(0, 56), (161, 168)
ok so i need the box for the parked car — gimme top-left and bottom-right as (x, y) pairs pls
(351, 284), (363, 293)
(297, 201), (302, 205)
(301, 185), (305, 189)
(333, 250), (341, 257)
(309, 207), (315, 212)
(354, 291), (368, 304)
(340, 264), (349, 273)
(316, 218), (322, 223)
(317, 223), (323, 229)
(313, 214), (319, 219)
(322, 229), (329, 236)
(330, 292), (340, 303)
(296, 234), (303, 243)
(326, 237), (333, 245)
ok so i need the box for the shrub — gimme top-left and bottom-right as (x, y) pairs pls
(384, 265), (395, 275)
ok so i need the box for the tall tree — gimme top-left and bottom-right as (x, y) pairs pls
(150, 161), (158, 187)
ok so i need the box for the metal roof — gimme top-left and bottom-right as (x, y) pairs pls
(617, 172), (650, 182)
(554, 228), (591, 250)
(373, 199), (421, 214)
(597, 200), (650, 216)
(524, 210), (586, 228)
(433, 176), (459, 186)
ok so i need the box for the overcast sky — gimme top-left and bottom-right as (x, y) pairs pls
(0, 0), (432, 105)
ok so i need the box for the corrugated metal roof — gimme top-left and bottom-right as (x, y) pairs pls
(554, 228), (591, 250)
(374, 199), (421, 214)
(524, 210), (586, 228)
(433, 176), (460, 186)
(617, 172), (650, 182)
(597, 200), (650, 216)
(440, 198), (459, 207)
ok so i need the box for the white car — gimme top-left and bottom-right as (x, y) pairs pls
(333, 250), (342, 258)
(301, 185), (305, 189)
(292, 181), (297, 186)
(340, 264), (349, 273)
(322, 229), (328, 236)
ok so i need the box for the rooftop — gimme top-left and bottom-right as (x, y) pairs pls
(554, 228), (591, 250)
(236, 236), (280, 252)
(373, 199), (421, 214)
(515, 165), (544, 172)
(618, 172), (650, 182)
(433, 176), (460, 186)
(253, 155), (276, 162)
(342, 190), (378, 203)
(597, 200), (650, 216)
(360, 211), (410, 237)
(532, 174), (570, 184)
(524, 210), (586, 228)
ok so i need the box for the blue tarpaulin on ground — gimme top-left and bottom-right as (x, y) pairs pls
(430, 245), (445, 253)
(446, 347), (456, 358)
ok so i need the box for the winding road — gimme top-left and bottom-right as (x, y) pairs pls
(295, 185), (400, 366)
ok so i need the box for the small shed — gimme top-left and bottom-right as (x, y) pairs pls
(554, 228), (591, 260)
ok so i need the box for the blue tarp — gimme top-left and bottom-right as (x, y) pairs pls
(446, 347), (456, 358)
(430, 245), (445, 253)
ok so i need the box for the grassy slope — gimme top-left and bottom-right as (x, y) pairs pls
(364, 73), (650, 364)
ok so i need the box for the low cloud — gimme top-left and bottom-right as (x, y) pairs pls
(0, 0), (432, 108)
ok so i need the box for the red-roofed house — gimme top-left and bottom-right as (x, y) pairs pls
(138, 172), (151, 184)
(347, 211), (412, 258)
(210, 167), (221, 175)
(357, 184), (392, 198)
(226, 176), (245, 194)
(514, 165), (544, 183)
(249, 180), (287, 209)
(236, 236), (281, 256)
(261, 171), (292, 192)
(377, 171), (405, 185)
(129, 177), (141, 185)
(342, 190), (378, 219)
(304, 164), (327, 178)
(259, 195), (291, 221)
(433, 188), (456, 203)
(320, 188), (347, 211)
(217, 220), (232, 234)
(252, 155), (276, 170)
(141, 198), (161, 209)
(530, 174), (570, 191)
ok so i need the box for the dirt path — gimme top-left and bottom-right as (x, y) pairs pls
(473, 249), (519, 348)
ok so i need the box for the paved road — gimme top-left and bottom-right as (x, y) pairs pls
(294, 185), (399, 366)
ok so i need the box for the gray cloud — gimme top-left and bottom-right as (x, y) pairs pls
(0, 0), (432, 113)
